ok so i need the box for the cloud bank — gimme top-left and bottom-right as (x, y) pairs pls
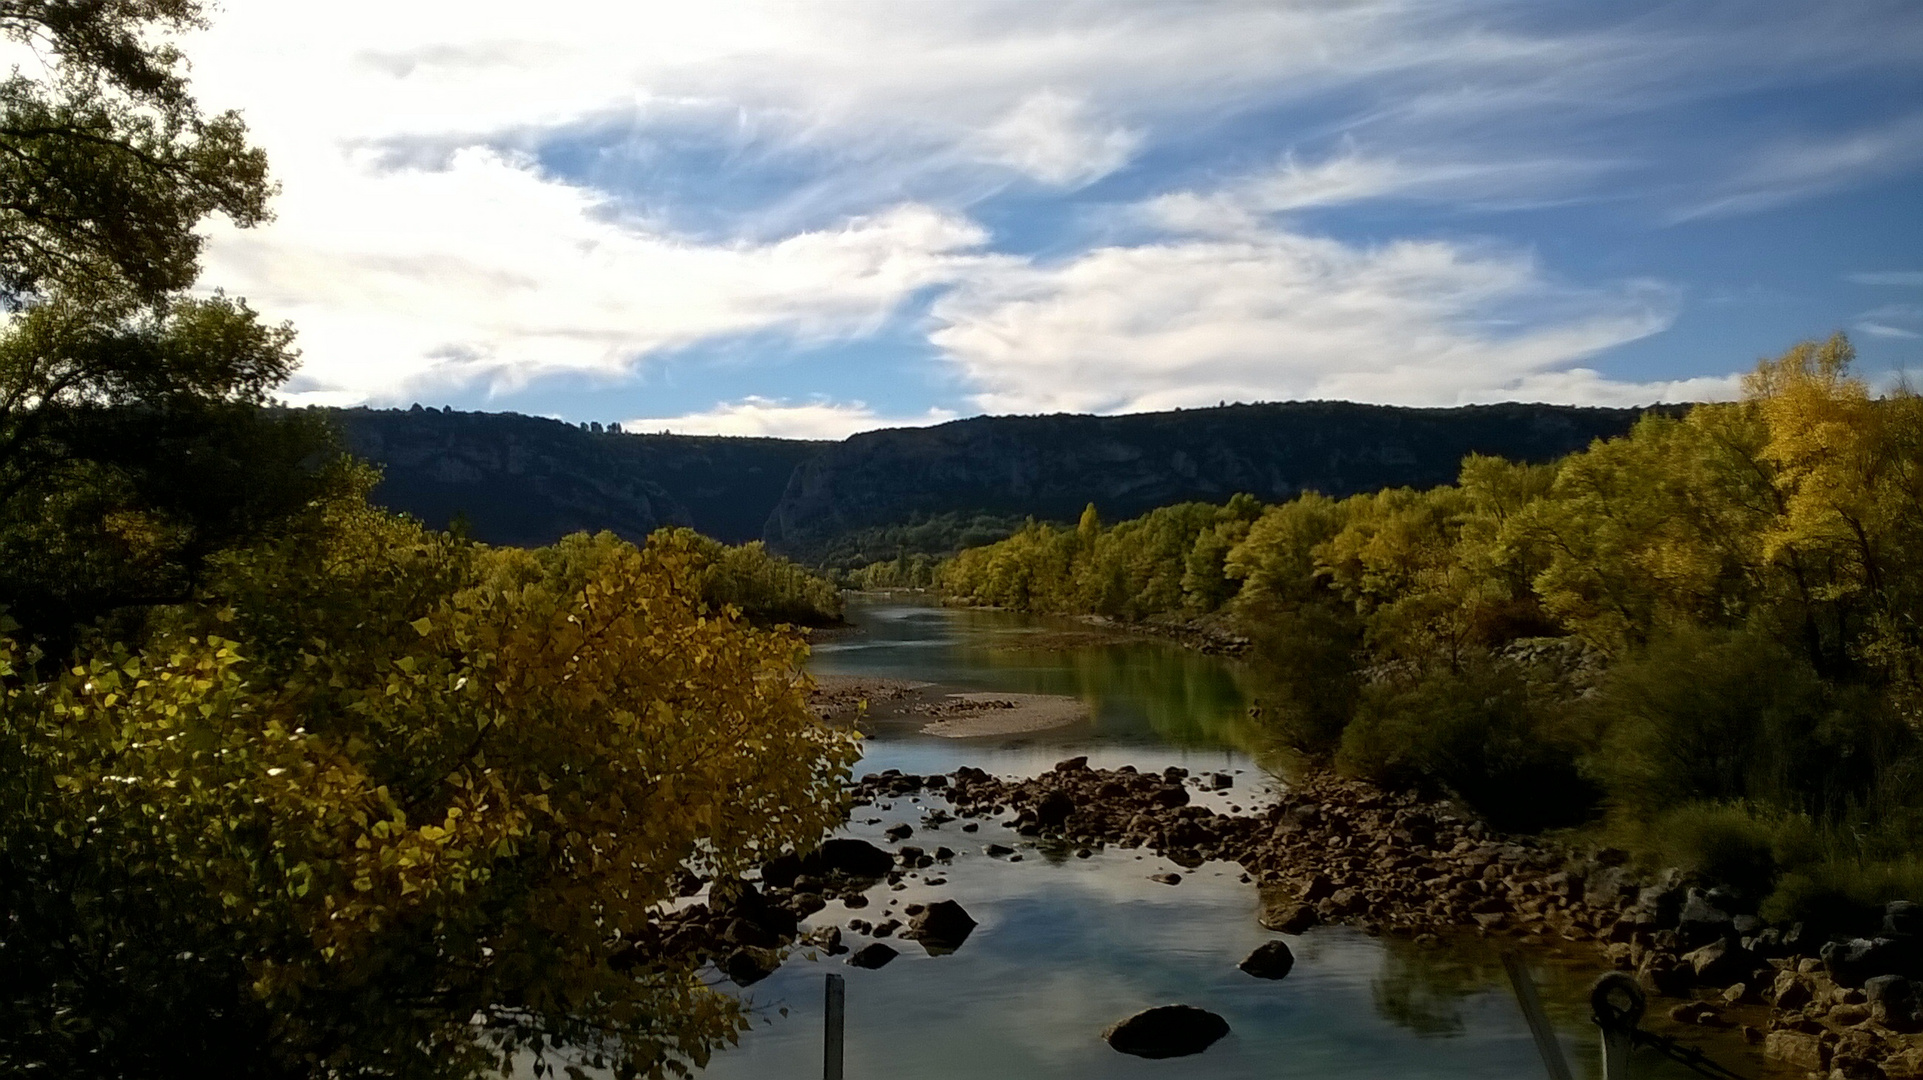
(171, 1), (1922, 427)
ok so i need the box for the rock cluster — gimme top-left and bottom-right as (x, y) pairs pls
(848, 761), (1923, 1079)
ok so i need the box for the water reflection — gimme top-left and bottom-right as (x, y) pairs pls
(813, 598), (1271, 756)
(710, 596), (1791, 1080)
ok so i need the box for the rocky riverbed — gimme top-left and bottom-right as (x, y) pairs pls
(643, 758), (1923, 1078)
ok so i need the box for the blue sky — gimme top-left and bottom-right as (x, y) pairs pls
(183, 1), (1923, 437)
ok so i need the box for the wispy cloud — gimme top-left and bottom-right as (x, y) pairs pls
(624, 397), (956, 440)
(1851, 271), (1923, 286)
(1859, 322), (1921, 340)
(1675, 111), (1923, 221)
(930, 225), (1688, 414)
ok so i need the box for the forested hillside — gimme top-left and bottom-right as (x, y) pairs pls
(337, 401), (1662, 565)
(333, 407), (825, 545)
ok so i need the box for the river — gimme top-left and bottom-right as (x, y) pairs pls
(693, 596), (1784, 1079)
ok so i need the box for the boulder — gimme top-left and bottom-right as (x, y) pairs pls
(907, 900), (978, 954)
(1238, 940), (1295, 980)
(1763, 1030), (1828, 1073)
(1260, 902), (1320, 935)
(1103, 1005), (1231, 1059)
(1887, 900), (1921, 939)
(809, 838), (896, 879)
(723, 948), (778, 986)
(1868, 974), (1921, 1031)
(760, 852), (803, 889)
(1772, 968), (1813, 1009)
(1823, 937), (1916, 987)
(884, 823), (914, 841)
(1036, 790), (1076, 829)
(1151, 872), (1182, 886)
(1677, 889), (1735, 949)
(1683, 939), (1757, 987)
(847, 942), (899, 969)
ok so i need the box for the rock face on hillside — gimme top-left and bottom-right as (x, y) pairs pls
(761, 402), (1662, 562)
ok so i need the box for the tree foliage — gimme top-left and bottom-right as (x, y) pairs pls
(0, 5), (862, 1077)
(938, 335), (1923, 922)
(1, 490), (858, 1078)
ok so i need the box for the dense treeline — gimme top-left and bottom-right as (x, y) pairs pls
(943, 336), (1923, 929)
(669, 528), (846, 626)
(0, 6), (853, 1078)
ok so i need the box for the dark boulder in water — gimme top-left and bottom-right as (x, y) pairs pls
(907, 899), (978, 954)
(806, 838), (895, 879)
(1239, 940), (1296, 980)
(1103, 1005), (1230, 1058)
(848, 942), (899, 969)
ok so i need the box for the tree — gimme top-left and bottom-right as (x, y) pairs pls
(0, 1), (315, 651)
(0, 0), (271, 307)
(1, 502), (859, 1078)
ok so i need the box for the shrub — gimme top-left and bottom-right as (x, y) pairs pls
(1337, 655), (1601, 832)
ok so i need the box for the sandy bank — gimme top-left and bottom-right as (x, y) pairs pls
(916, 692), (1090, 738)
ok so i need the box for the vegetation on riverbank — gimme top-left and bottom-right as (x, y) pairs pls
(0, 7), (854, 1077)
(938, 336), (1923, 931)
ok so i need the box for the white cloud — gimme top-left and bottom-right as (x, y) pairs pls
(203, 145), (993, 404)
(972, 91), (1141, 187)
(930, 226), (1691, 414)
(624, 397), (956, 440)
(1142, 148), (1616, 234)
(159, 2), (1921, 414)
(1851, 271), (1923, 286)
(1859, 322), (1921, 340)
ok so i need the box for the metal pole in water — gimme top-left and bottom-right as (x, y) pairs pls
(1502, 952), (1575, 1080)
(824, 972), (846, 1080)
(1591, 972), (1646, 1080)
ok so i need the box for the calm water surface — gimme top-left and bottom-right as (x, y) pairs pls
(693, 597), (1780, 1080)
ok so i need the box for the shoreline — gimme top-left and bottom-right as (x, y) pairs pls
(806, 675), (1090, 737)
(869, 762), (1920, 1080)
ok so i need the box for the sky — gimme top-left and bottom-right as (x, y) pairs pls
(172, 1), (1923, 439)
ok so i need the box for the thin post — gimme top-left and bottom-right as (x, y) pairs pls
(824, 972), (845, 1080)
(1591, 972), (1646, 1080)
(1502, 953), (1575, 1080)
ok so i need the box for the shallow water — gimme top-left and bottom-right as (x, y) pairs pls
(693, 597), (1784, 1079)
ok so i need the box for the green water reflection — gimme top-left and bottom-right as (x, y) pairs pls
(811, 598), (1272, 755)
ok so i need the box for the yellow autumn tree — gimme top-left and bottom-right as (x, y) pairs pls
(0, 478), (858, 1079)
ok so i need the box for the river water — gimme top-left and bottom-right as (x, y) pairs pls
(693, 597), (1784, 1080)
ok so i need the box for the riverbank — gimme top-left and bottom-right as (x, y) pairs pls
(806, 674), (1090, 737)
(849, 761), (1919, 1080)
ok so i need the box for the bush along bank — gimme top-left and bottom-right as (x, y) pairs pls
(844, 759), (1923, 1080)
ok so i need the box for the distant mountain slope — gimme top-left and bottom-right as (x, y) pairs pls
(333, 408), (825, 546)
(761, 401), (1663, 562)
(331, 401), (1666, 561)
